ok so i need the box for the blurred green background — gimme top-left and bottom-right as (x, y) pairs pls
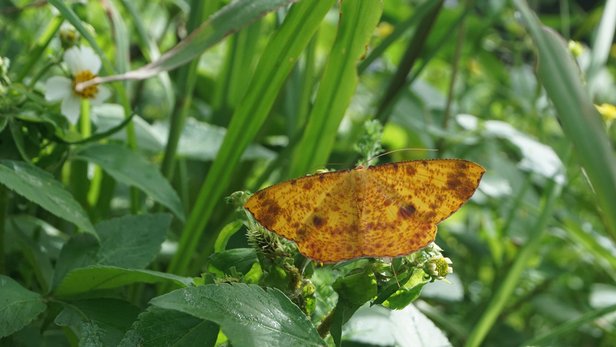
(1, 0), (616, 346)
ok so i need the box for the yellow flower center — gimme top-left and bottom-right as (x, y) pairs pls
(72, 70), (98, 99)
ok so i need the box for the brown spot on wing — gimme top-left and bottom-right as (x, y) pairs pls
(312, 215), (326, 228)
(256, 199), (281, 229)
(406, 165), (417, 176)
(398, 203), (416, 219)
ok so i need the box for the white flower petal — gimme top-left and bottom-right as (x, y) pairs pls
(79, 46), (102, 74)
(61, 95), (81, 124)
(91, 85), (111, 105)
(63, 46), (87, 74)
(64, 46), (102, 74)
(45, 76), (72, 101)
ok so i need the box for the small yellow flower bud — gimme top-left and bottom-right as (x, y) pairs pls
(596, 103), (616, 123)
(568, 40), (584, 57)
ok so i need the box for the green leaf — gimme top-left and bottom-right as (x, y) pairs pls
(523, 303), (616, 346)
(514, 0), (616, 240)
(93, 106), (163, 151)
(95, 114), (274, 161)
(464, 180), (561, 347)
(52, 214), (173, 291)
(54, 265), (193, 297)
(119, 307), (218, 347)
(55, 298), (140, 347)
(373, 268), (423, 308)
(169, 0), (335, 278)
(288, 0), (384, 177)
(153, 118), (275, 161)
(6, 216), (60, 293)
(0, 160), (96, 236)
(213, 220), (244, 252)
(96, 213), (171, 269)
(208, 248), (257, 275)
(52, 234), (100, 290)
(330, 268), (377, 346)
(334, 269), (378, 308)
(0, 275), (47, 338)
(72, 143), (185, 221)
(151, 283), (325, 347)
(342, 304), (452, 346)
(83, 0), (297, 85)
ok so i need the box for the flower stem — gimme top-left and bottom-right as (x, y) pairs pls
(69, 100), (92, 212)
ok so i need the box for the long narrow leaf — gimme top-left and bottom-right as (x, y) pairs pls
(524, 303), (616, 345)
(167, 0), (335, 277)
(514, 0), (616, 240)
(288, 0), (384, 178)
(76, 0), (297, 90)
(464, 180), (561, 347)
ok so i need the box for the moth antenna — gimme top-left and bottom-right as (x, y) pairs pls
(366, 148), (438, 164)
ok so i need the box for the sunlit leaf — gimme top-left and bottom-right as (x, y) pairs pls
(151, 283), (325, 347)
(54, 265), (193, 297)
(73, 144), (185, 221)
(0, 160), (95, 236)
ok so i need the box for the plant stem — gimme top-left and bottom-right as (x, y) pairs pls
(375, 0), (443, 124)
(14, 16), (63, 82)
(160, 0), (211, 181)
(70, 100), (92, 211)
(464, 179), (561, 347)
(317, 309), (334, 338)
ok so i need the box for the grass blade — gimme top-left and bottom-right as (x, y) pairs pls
(77, 0), (297, 89)
(524, 303), (616, 346)
(464, 179), (561, 347)
(166, 0), (335, 277)
(514, 0), (616, 240)
(288, 0), (384, 177)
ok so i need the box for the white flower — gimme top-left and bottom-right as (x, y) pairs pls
(45, 46), (110, 124)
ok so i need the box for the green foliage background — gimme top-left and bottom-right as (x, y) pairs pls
(1, 0), (616, 346)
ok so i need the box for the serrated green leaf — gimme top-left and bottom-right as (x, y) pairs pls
(54, 265), (193, 297)
(52, 234), (100, 290)
(52, 214), (173, 291)
(96, 213), (171, 269)
(55, 298), (140, 347)
(0, 275), (47, 338)
(151, 283), (325, 347)
(72, 143), (185, 221)
(0, 160), (96, 236)
(6, 215), (62, 293)
(119, 307), (218, 347)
